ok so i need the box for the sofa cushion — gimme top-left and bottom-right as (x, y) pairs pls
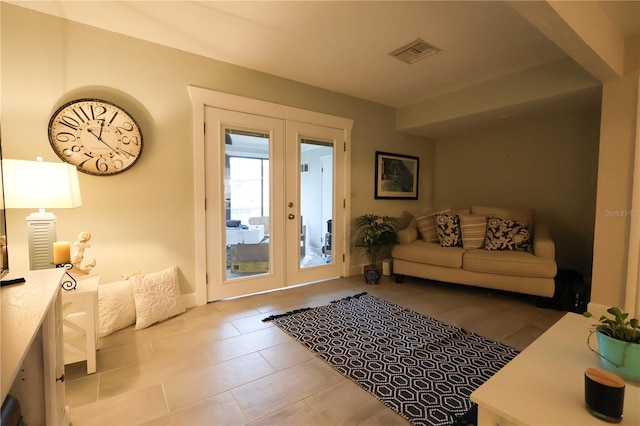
(463, 249), (557, 278)
(436, 213), (462, 247)
(459, 214), (487, 249)
(415, 209), (449, 243)
(391, 240), (465, 268)
(484, 217), (532, 251)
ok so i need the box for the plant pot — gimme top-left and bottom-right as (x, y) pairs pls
(363, 265), (382, 285)
(589, 330), (640, 381)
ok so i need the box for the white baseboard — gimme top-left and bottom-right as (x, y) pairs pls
(349, 264), (362, 276)
(181, 292), (198, 308)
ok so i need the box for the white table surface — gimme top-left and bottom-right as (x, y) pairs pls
(1, 268), (65, 401)
(471, 312), (640, 425)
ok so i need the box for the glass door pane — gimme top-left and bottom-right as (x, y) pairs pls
(300, 139), (334, 269)
(225, 131), (270, 279)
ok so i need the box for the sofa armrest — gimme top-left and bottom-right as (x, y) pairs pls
(397, 218), (418, 244)
(534, 221), (555, 260)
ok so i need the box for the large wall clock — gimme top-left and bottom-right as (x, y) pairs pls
(48, 98), (143, 176)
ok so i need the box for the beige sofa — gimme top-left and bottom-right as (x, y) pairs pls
(391, 206), (557, 298)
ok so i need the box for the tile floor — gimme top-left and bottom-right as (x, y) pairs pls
(65, 275), (566, 425)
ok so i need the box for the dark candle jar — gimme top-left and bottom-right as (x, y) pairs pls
(585, 367), (625, 423)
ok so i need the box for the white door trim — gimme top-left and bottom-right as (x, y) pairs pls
(188, 86), (353, 305)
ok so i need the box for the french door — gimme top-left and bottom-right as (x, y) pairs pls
(286, 121), (345, 286)
(205, 107), (345, 300)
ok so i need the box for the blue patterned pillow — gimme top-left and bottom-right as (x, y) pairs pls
(435, 213), (463, 247)
(484, 217), (532, 251)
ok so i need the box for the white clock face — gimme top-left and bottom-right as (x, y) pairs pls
(48, 99), (143, 176)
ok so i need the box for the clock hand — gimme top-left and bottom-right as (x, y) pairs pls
(88, 127), (132, 159)
(87, 127), (118, 153)
(115, 147), (132, 159)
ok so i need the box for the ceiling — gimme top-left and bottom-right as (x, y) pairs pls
(8, 1), (640, 110)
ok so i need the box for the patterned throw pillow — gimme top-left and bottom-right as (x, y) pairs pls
(416, 209), (450, 242)
(435, 213), (463, 247)
(484, 217), (532, 251)
(459, 214), (487, 249)
(98, 279), (136, 337)
(132, 266), (186, 330)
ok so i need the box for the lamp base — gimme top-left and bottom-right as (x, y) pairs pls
(26, 211), (57, 270)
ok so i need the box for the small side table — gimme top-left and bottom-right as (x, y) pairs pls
(61, 274), (100, 374)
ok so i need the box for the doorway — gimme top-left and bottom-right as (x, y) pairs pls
(189, 87), (353, 304)
(202, 106), (349, 301)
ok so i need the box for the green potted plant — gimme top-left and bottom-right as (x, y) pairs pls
(352, 214), (398, 284)
(584, 307), (640, 381)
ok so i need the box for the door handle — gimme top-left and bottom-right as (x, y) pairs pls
(288, 214), (295, 220)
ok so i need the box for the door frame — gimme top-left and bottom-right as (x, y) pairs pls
(188, 86), (353, 305)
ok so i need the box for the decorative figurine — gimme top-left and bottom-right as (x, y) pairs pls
(70, 231), (96, 275)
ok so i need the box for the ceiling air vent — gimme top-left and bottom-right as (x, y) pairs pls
(389, 38), (440, 64)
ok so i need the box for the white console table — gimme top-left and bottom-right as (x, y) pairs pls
(471, 312), (640, 425)
(1, 268), (70, 425)
(62, 274), (99, 374)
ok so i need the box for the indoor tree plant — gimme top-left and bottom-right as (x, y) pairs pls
(352, 213), (398, 284)
(584, 307), (640, 381)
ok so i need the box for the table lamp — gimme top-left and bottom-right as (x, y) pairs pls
(2, 158), (82, 270)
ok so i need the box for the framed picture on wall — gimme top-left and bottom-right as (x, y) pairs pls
(375, 151), (419, 199)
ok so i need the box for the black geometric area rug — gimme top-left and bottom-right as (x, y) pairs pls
(263, 292), (519, 426)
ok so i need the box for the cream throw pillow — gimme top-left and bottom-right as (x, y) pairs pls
(416, 209), (450, 242)
(459, 214), (487, 249)
(98, 279), (136, 337)
(131, 266), (186, 330)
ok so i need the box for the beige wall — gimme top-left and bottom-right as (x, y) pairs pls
(508, 0), (640, 312)
(433, 104), (600, 278)
(1, 4), (434, 294)
(591, 36), (640, 309)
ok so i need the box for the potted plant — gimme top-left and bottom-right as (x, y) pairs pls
(352, 214), (398, 284)
(584, 307), (640, 381)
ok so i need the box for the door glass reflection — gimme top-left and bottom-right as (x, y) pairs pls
(300, 139), (334, 269)
(224, 130), (270, 279)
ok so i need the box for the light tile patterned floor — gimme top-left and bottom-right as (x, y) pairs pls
(65, 275), (565, 425)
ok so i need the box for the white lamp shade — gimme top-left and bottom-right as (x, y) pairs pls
(2, 159), (83, 209)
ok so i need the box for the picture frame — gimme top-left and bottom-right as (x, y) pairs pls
(374, 151), (419, 199)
